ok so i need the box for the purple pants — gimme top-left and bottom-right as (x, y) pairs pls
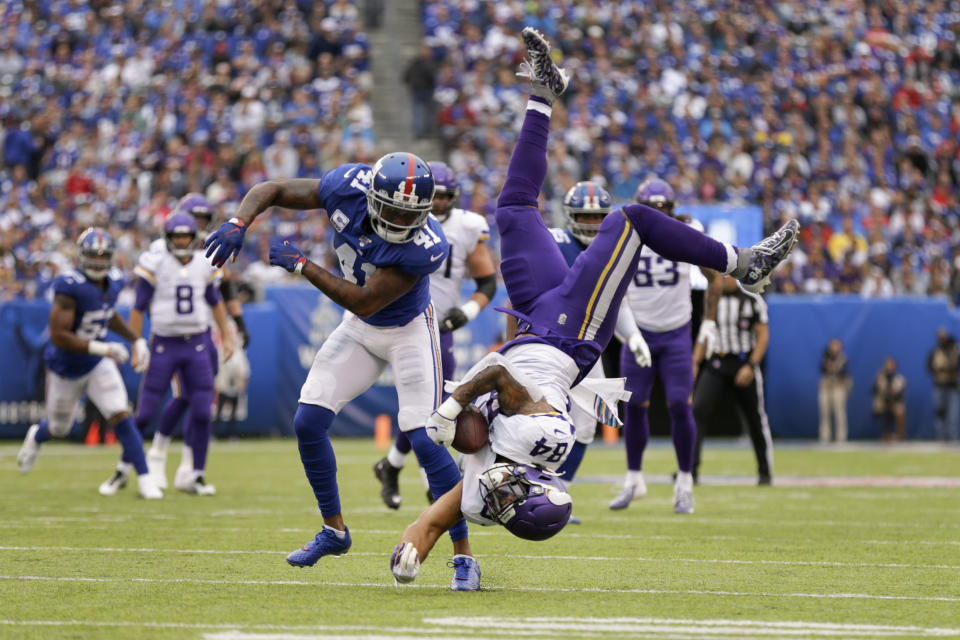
(495, 106), (728, 378)
(134, 331), (215, 471)
(620, 322), (697, 473)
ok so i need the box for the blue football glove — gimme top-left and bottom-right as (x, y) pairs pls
(269, 240), (308, 274)
(203, 217), (247, 267)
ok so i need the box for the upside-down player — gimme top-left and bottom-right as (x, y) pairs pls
(202, 151), (480, 590)
(389, 27), (798, 586)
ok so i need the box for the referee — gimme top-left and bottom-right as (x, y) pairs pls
(692, 274), (773, 485)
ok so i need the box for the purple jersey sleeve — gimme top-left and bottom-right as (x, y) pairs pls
(134, 278), (155, 311)
(205, 282), (221, 306)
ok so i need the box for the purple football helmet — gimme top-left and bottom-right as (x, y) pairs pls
(176, 192), (213, 232)
(478, 463), (572, 541)
(563, 181), (612, 245)
(164, 212), (198, 258)
(635, 176), (676, 214)
(367, 152), (435, 243)
(427, 161), (459, 221)
(77, 227), (115, 281)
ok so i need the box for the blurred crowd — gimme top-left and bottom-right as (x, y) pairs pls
(0, 0), (372, 301)
(3, 1), (960, 305)
(419, 0), (960, 301)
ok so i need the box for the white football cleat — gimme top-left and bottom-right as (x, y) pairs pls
(178, 475), (216, 496)
(608, 476), (648, 510)
(137, 474), (164, 499)
(99, 470), (129, 496)
(173, 464), (194, 491)
(146, 448), (168, 490)
(17, 424), (41, 474)
(673, 486), (695, 515)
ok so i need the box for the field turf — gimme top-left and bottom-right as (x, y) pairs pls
(2, 438), (959, 639)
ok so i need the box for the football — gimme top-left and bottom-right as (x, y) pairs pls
(452, 405), (489, 454)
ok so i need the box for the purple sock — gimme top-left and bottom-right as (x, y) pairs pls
(622, 204), (733, 273)
(157, 397), (189, 437)
(185, 397), (213, 472)
(667, 403), (696, 473)
(395, 431), (412, 455)
(35, 419), (51, 443)
(624, 402), (650, 471)
(495, 99), (551, 210)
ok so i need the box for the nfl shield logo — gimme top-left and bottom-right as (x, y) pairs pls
(331, 210), (349, 232)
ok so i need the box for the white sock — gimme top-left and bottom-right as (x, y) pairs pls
(723, 243), (739, 274)
(152, 433), (171, 453)
(116, 461), (133, 475)
(419, 466), (431, 491)
(386, 446), (407, 469)
(323, 524), (347, 539)
(526, 98), (552, 117)
(675, 471), (693, 491)
(626, 470), (644, 486)
(180, 444), (193, 469)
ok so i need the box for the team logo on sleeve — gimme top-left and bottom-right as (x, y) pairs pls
(331, 210), (349, 233)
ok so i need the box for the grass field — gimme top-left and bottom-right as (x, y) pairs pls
(2, 437), (959, 639)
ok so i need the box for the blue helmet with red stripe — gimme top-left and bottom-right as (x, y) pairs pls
(164, 212), (198, 258)
(635, 176), (675, 214)
(367, 152), (435, 243)
(77, 227), (115, 281)
(563, 181), (612, 245)
(427, 161), (459, 221)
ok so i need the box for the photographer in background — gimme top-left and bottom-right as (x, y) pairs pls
(819, 338), (852, 443)
(927, 328), (959, 441)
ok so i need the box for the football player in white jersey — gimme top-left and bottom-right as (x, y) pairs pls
(609, 177), (722, 515)
(142, 194), (250, 492)
(373, 161), (497, 510)
(98, 213), (234, 497)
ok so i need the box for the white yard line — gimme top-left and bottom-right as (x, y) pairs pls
(2, 617), (958, 639)
(2, 545), (959, 571)
(2, 574), (958, 602)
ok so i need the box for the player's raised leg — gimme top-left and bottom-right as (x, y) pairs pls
(494, 29), (570, 313)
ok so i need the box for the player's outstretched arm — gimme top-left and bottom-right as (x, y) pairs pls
(269, 240), (419, 318)
(205, 179), (322, 267)
(398, 480), (465, 565)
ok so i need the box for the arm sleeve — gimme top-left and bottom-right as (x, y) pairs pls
(205, 282), (221, 307)
(613, 304), (638, 342)
(473, 273), (497, 299)
(134, 278), (155, 311)
(219, 278), (237, 302)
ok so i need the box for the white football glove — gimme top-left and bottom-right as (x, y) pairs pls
(391, 541), (420, 584)
(132, 338), (150, 373)
(627, 331), (652, 368)
(697, 319), (719, 359)
(425, 397), (462, 447)
(88, 340), (129, 364)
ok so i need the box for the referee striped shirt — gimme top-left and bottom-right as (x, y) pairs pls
(716, 288), (769, 356)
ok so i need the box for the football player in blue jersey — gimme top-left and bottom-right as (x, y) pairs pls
(16, 228), (162, 499)
(203, 152), (480, 590)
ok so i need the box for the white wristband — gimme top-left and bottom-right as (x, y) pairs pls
(293, 260), (305, 275)
(87, 340), (110, 356)
(459, 299), (481, 323)
(437, 396), (464, 420)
